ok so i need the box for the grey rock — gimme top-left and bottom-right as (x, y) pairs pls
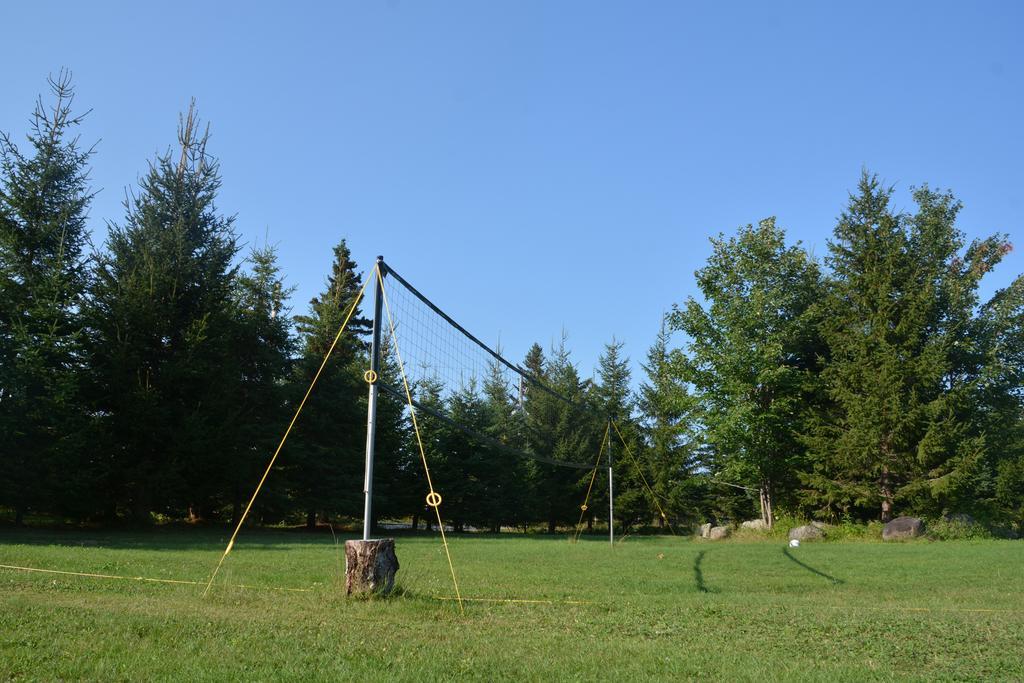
(708, 525), (731, 540)
(883, 516), (925, 541)
(810, 521), (830, 531)
(942, 513), (975, 525)
(741, 519), (768, 531)
(788, 525), (825, 541)
(699, 523), (712, 538)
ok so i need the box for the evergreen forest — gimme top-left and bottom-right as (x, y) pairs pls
(3, 76), (1022, 534)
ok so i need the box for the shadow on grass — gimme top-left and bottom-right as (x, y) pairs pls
(782, 547), (844, 585)
(693, 550), (716, 593)
(0, 525), (675, 554)
(0, 524), (666, 551)
(0, 526), (346, 552)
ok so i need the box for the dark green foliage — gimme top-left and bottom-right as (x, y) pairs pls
(480, 356), (531, 531)
(4, 75), (1023, 533)
(996, 453), (1024, 527)
(971, 275), (1024, 526)
(86, 104), (241, 522)
(593, 339), (646, 531)
(637, 321), (700, 524)
(408, 375), (448, 528)
(367, 340), (418, 527)
(435, 380), (491, 531)
(804, 173), (1018, 522)
(223, 244), (295, 523)
(524, 338), (602, 532)
(287, 240), (370, 528)
(409, 359), (531, 532)
(0, 72), (94, 522)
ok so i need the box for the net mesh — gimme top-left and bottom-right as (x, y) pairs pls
(377, 264), (568, 407)
(379, 271), (518, 403)
(376, 262), (593, 469)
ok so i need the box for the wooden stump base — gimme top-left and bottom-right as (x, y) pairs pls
(344, 538), (399, 595)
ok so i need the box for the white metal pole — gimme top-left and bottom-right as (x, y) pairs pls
(362, 257), (385, 541)
(608, 422), (614, 546)
(362, 387), (378, 541)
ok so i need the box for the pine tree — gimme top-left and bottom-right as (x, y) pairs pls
(86, 102), (239, 522)
(0, 72), (94, 522)
(670, 218), (823, 527)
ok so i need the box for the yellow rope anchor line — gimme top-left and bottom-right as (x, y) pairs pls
(8, 563), (1020, 617)
(0, 563), (312, 593)
(573, 422), (611, 543)
(432, 596), (592, 606)
(611, 419), (678, 536)
(376, 266), (464, 615)
(203, 274), (372, 597)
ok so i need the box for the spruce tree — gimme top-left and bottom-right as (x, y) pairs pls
(481, 356), (530, 531)
(409, 375), (448, 530)
(288, 239), (369, 528)
(524, 336), (598, 532)
(976, 277), (1024, 525)
(593, 339), (645, 532)
(86, 102), (239, 522)
(807, 174), (1015, 521)
(637, 320), (698, 525)
(0, 72), (94, 522)
(439, 380), (490, 531)
(223, 244), (295, 523)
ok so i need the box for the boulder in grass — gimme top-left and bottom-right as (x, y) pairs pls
(788, 525), (825, 541)
(942, 513), (975, 525)
(708, 526), (731, 540)
(882, 516), (925, 541)
(741, 519), (768, 531)
(699, 523), (713, 538)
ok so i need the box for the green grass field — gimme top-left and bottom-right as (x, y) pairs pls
(1, 528), (1022, 681)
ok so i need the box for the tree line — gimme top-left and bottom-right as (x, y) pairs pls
(2, 75), (1022, 532)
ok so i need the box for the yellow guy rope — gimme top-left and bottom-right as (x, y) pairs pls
(1, 563), (311, 593)
(376, 266), (464, 614)
(572, 422), (611, 543)
(611, 419), (678, 536)
(433, 596), (592, 606)
(203, 273), (372, 596)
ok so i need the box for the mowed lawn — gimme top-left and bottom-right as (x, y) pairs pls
(1, 528), (1022, 681)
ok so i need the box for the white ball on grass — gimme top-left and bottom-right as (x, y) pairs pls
(789, 539), (800, 548)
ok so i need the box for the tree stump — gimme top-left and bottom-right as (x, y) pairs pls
(344, 539), (399, 595)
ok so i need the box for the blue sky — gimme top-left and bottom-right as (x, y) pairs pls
(3, 1), (1022, 386)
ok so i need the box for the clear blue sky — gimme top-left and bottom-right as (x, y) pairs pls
(3, 2), (1022, 386)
